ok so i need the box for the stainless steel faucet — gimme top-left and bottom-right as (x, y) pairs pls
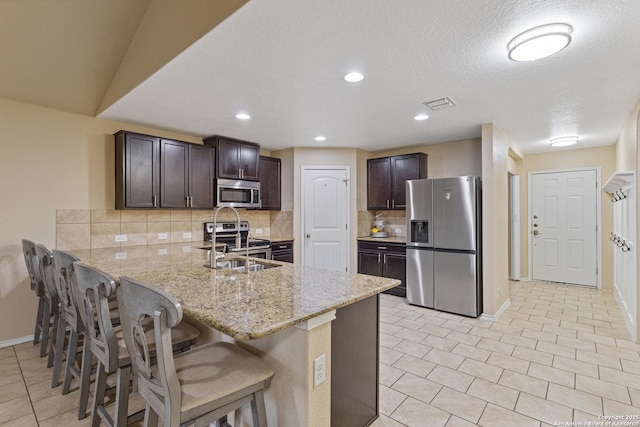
(211, 206), (242, 269)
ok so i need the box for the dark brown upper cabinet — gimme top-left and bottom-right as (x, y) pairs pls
(204, 135), (260, 181)
(160, 139), (214, 209)
(259, 155), (281, 210)
(366, 153), (427, 210)
(115, 131), (214, 209)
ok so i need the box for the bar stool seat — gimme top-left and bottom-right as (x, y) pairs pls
(72, 262), (200, 427)
(118, 275), (274, 427)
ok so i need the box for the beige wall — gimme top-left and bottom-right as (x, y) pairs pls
(0, 97), (202, 342)
(374, 138), (482, 178)
(481, 124), (511, 316)
(521, 146), (615, 289)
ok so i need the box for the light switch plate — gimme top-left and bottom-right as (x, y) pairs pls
(115, 234), (127, 242)
(182, 232), (192, 239)
(158, 248), (168, 255)
(255, 228), (263, 235)
(158, 233), (168, 240)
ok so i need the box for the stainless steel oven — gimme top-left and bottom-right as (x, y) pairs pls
(216, 179), (261, 208)
(204, 221), (271, 259)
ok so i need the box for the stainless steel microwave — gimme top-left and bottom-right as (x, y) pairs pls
(216, 178), (261, 208)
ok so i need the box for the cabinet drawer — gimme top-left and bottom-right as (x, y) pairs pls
(271, 241), (293, 251)
(358, 241), (406, 254)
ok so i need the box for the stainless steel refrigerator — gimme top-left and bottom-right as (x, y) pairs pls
(405, 177), (482, 317)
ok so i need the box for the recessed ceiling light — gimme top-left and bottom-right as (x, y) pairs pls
(344, 72), (364, 83)
(507, 23), (573, 62)
(315, 136), (326, 141)
(235, 113), (251, 120)
(414, 114), (430, 121)
(550, 136), (579, 147)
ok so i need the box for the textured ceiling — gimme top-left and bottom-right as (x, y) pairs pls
(3, 1), (640, 155)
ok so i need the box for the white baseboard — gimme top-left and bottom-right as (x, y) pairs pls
(480, 298), (511, 322)
(0, 335), (34, 349)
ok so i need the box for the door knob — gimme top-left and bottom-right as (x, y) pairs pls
(306, 234), (311, 238)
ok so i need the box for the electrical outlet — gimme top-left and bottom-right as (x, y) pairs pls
(497, 287), (502, 298)
(158, 232), (168, 240)
(182, 232), (192, 239)
(115, 252), (127, 260)
(115, 234), (127, 242)
(182, 246), (192, 253)
(158, 248), (168, 255)
(255, 228), (263, 235)
(394, 228), (401, 234)
(314, 354), (326, 387)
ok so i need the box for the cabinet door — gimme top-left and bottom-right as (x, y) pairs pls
(259, 156), (281, 210)
(391, 154), (423, 209)
(188, 144), (215, 208)
(358, 251), (383, 277)
(121, 133), (159, 208)
(239, 143), (260, 181)
(367, 157), (392, 210)
(216, 138), (241, 179)
(382, 252), (407, 297)
(160, 139), (189, 208)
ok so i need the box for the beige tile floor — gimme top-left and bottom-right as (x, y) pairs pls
(2, 280), (640, 426)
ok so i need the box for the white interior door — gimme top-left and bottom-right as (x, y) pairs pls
(301, 167), (349, 272)
(531, 169), (598, 286)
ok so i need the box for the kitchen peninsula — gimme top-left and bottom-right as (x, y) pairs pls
(70, 242), (399, 427)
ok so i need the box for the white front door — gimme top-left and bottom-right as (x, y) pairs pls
(531, 169), (598, 286)
(301, 167), (349, 272)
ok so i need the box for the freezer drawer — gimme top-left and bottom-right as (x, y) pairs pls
(406, 247), (434, 308)
(434, 251), (480, 317)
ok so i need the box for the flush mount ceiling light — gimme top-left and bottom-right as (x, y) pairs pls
(314, 136), (326, 141)
(507, 23), (573, 61)
(344, 72), (364, 82)
(414, 114), (430, 121)
(550, 136), (579, 147)
(235, 113), (251, 120)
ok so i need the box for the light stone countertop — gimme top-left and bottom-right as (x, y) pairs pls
(357, 236), (406, 244)
(69, 243), (398, 341)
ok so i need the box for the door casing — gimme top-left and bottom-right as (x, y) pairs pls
(527, 167), (601, 288)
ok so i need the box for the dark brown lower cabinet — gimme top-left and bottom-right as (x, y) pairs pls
(332, 295), (379, 427)
(357, 241), (406, 297)
(270, 240), (293, 263)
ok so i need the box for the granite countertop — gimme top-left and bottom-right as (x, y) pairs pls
(69, 243), (398, 341)
(267, 237), (294, 243)
(357, 236), (406, 244)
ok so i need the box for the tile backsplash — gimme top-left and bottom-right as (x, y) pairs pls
(56, 209), (293, 250)
(358, 210), (406, 237)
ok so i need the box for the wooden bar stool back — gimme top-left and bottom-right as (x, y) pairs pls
(117, 276), (274, 427)
(51, 249), (94, 419)
(33, 244), (61, 368)
(21, 239), (47, 349)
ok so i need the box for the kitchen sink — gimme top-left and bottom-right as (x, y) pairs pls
(207, 258), (281, 272)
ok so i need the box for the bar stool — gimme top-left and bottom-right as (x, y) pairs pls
(51, 249), (96, 419)
(73, 262), (200, 427)
(117, 275), (274, 427)
(21, 239), (47, 350)
(33, 244), (61, 368)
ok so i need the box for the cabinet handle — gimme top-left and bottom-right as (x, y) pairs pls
(377, 253), (381, 263)
(386, 199), (390, 209)
(377, 246), (387, 250)
(190, 196), (193, 207)
(186, 196), (190, 208)
(279, 245), (287, 249)
(383, 254), (387, 263)
(153, 195), (157, 208)
(392, 199), (395, 208)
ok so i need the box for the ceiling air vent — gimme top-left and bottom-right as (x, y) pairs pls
(423, 97), (456, 111)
